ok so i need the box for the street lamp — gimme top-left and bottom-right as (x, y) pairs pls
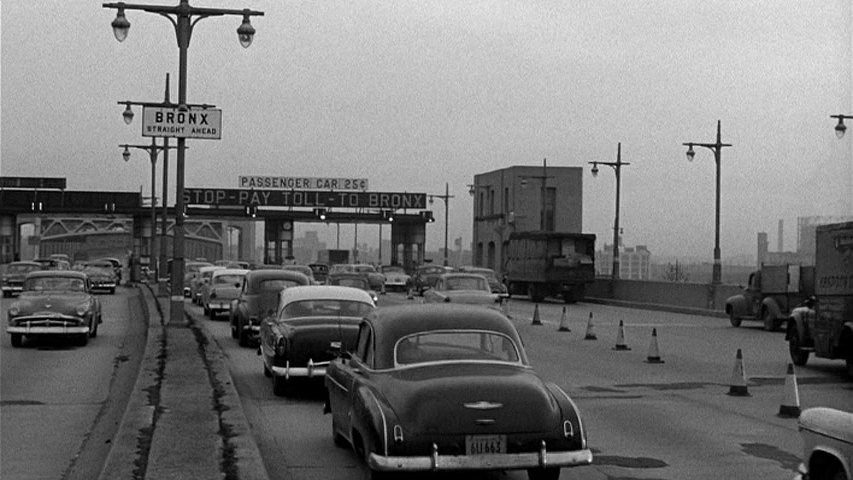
(830, 114), (853, 139)
(520, 158), (552, 231)
(428, 183), (454, 266)
(119, 139), (178, 280)
(118, 74), (214, 282)
(104, 0), (263, 325)
(589, 142), (630, 280)
(683, 120), (732, 285)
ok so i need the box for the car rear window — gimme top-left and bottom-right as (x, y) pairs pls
(215, 274), (244, 285)
(445, 277), (488, 291)
(259, 279), (303, 291)
(395, 330), (520, 366)
(7, 264), (39, 274)
(281, 299), (373, 319)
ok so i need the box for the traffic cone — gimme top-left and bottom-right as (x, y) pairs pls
(645, 328), (664, 363)
(613, 320), (631, 350)
(407, 287), (414, 300)
(583, 312), (597, 340)
(777, 363), (801, 418)
(531, 304), (542, 326)
(557, 306), (570, 332)
(727, 349), (750, 396)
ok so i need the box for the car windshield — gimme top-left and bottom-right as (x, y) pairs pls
(445, 276), (488, 291)
(354, 265), (376, 273)
(331, 277), (368, 289)
(394, 330), (520, 366)
(258, 279), (303, 291)
(7, 264), (39, 274)
(84, 267), (112, 275)
(382, 266), (405, 274)
(25, 277), (86, 292)
(281, 299), (373, 319)
(215, 274), (244, 285)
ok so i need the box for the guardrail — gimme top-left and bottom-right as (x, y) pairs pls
(586, 278), (743, 316)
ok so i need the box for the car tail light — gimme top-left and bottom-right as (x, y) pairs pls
(275, 337), (287, 356)
(393, 425), (404, 444)
(563, 420), (574, 438)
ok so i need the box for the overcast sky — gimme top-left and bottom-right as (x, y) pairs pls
(2, 1), (852, 261)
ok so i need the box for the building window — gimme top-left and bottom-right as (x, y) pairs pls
(487, 241), (496, 270)
(544, 187), (556, 231)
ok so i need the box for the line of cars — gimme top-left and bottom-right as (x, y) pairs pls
(189, 259), (591, 480)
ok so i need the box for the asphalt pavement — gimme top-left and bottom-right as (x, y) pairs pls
(97, 285), (269, 480)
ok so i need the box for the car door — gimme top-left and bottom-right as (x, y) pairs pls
(328, 322), (373, 439)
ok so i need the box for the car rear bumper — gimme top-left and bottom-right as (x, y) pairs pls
(271, 360), (330, 379)
(369, 445), (593, 472)
(1, 286), (22, 294)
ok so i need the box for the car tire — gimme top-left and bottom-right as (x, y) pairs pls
(10, 333), (22, 348)
(109, 287), (116, 294)
(762, 309), (780, 332)
(263, 362), (272, 378)
(230, 320), (239, 339)
(74, 333), (89, 347)
(331, 416), (348, 448)
(527, 468), (561, 480)
(238, 327), (251, 348)
(273, 376), (289, 397)
(90, 320), (98, 338)
(788, 329), (810, 366)
(729, 311), (742, 328)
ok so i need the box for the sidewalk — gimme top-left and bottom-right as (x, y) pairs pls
(98, 285), (269, 480)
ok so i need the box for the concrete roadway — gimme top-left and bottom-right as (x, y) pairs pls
(198, 292), (851, 480)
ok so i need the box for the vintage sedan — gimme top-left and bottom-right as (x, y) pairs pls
(458, 266), (508, 295)
(192, 265), (224, 305)
(1, 261), (42, 297)
(795, 407), (852, 480)
(380, 265), (410, 292)
(7, 270), (103, 347)
(82, 263), (118, 294)
(406, 265), (452, 296)
(423, 273), (504, 309)
(328, 272), (379, 303)
(229, 269), (311, 347)
(259, 285), (375, 397)
(324, 304), (592, 480)
(203, 268), (249, 319)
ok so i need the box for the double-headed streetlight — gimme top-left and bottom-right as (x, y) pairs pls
(428, 183), (454, 266)
(683, 120), (732, 285)
(118, 74), (212, 281)
(104, 0), (263, 324)
(589, 143), (630, 280)
(119, 139), (178, 279)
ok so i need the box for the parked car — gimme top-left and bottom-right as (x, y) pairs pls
(422, 272), (504, 309)
(6, 270), (103, 347)
(324, 304), (593, 480)
(457, 266), (508, 294)
(795, 407), (852, 480)
(1, 261), (43, 297)
(259, 285), (376, 396)
(379, 265), (410, 292)
(327, 272), (379, 303)
(229, 269), (311, 347)
(82, 262), (118, 294)
(191, 265), (224, 304)
(406, 265), (452, 295)
(202, 268), (249, 319)
(183, 260), (214, 297)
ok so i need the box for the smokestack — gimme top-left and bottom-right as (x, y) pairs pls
(778, 220), (784, 252)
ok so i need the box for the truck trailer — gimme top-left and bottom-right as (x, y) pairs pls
(503, 231), (596, 303)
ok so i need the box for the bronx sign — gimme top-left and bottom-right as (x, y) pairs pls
(184, 188), (427, 209)
(142, 106), (222, 139)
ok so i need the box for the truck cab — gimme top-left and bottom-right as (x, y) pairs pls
(725, 264), (814, 331)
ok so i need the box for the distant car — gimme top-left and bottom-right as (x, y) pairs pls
(203, 268), (249, 319)
(281, 265), (317, 284)
(327, 272), (379, 303)
(406, 265), (452, 296)
(350, 264), (385, 291)
(191, 266), (224, 304)
(379, 265), (410, 292)
(423, 273), (504, 309)
(82, 262), (118, 294)
(795, 407), (853, 480)
(308, 263), (329, 284)
(1, 261), (43, 297)
(182, 261), (214, 297)
(457, 266), (508, 294)
(229, 269), (311, 347)
(6, 270), (103, 347)
(324, 304), (593, 480)
(93, 257), (124, 285)
(259, 285), (376, 396)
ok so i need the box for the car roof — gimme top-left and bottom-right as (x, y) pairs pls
(246, 269), (310, 288)
(212, 268), (249, 277)
(9, 261), (41, 267)
(365, 304), (525, 369)
(199, 266), (225, 273)
(26, 270), (88, 280)
(278, 285), (375, 304)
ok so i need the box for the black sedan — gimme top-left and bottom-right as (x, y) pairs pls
(324, 304), (592, 480)
(229, 269), (311, 347)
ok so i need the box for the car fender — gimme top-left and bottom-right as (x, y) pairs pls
(761, 297), (783, 321)
(786, 307), (812, 343)
(351, 383), (395, 457)
(725, 294), (748, 317)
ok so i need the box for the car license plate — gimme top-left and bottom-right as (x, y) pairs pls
(465, 435), (506, 455)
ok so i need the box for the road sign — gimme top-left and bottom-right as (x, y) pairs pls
(0, 177), (66, 189)
(239, 176), (368, 191)
(184, 188), (427, 209)
(142, 106), (222, 139)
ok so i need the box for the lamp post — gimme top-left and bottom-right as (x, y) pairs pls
(683, 120), (732, 285)
(830, 114), (853, 139)
(428, 183), (454, 266)
(520, 158), (552, 231)
(104, 0), (263, 325)
(589, 142), (630, 280)
(120, 139), (177, 279)
(118, 75), (213, 282)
